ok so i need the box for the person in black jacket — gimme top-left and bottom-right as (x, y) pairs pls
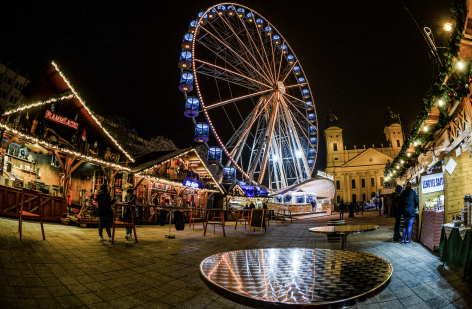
(339, 199), (345, 219)
(96, 184), (116, 242)
(399, 182), (419, 244)
(391, 185), (403, 241)
(123, 188), (137, 240)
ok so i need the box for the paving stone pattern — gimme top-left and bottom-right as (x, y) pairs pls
(0, 210), (471, 308)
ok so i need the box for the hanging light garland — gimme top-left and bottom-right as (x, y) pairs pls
(385, 0), (469, 177)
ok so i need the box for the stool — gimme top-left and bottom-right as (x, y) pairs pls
(112, 203), (137, 243)
(19, 192), (45, 241)
(189, 207), (204, 229)
(204, 208), (225, 237)
(235, 209), (250, 230)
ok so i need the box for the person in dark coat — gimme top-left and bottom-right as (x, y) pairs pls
(249, 202), (256, 209)
(348, 203), (354, 218)
(96, 184), (115, 242)
(123, 188), (137, 240)
(339, 199), (345, 219)
(391, 185), (403, 241)
(399, 182), (419, 244)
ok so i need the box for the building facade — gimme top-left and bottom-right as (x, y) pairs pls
(0, 61), (30, 110)
(324, 110), (403, 204)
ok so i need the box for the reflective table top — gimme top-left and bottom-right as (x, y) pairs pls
(309, 224), (379, 235)
(200, 248), (392, 306)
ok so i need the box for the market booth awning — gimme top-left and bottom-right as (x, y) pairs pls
(132, 148), (224, 194)
(272, 178), (335, 199)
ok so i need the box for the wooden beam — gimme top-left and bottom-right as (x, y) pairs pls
(30, 197), (54, 213)
(1, 136), (18, 149)
(70, 160), (84, 174)
(4, 196), (38, 213)
(54, 150), (66, 173)
(134, 177), (145, 190)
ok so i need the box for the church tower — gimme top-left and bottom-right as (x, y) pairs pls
(383, 109), (403, 158)
(324, 113), (344, 168)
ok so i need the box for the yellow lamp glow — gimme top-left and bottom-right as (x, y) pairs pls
(444, 23), (452, 32)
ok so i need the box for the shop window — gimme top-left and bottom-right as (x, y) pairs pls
(283, 195), (291, 203)
(333, 143), (337, 151)
(362, 194), (366, 201)
(396, 140), (400, 147)
(352, 194), (357, 203)
(351, 179), (356, 189)
(336, 180), (340, 189)
(371, 192), (376, 198)
(336, 195), (340, 203)
(371, 178), (375, 187)
(361, 179), (365, 188)
(296, 196), (304, 203)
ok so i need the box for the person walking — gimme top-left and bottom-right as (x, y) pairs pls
(339, 199), (345, 220)
(123, 188), (137, 240)
(391, 185), (403, 241)
(348, 203), (354, 218)
(361, 202), (364, 215)
(96, 184), (116, 242)
(378, 198), (383, 216)
(400, 182), (419, 244)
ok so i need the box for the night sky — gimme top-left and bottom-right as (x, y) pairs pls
(1, 0), (453, 170)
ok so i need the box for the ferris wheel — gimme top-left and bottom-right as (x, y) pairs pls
(178, 3), (318, 190)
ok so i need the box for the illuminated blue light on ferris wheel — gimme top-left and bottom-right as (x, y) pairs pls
(308, 149), (316, 158)
(272, 34), (281, 44)
(308, 113), (315, 123)
(287, 54), (295, 64)
(237, 8), (245, 17)
(292, 65), (300, 75)
(179, 72), (194, 92)
(302, 89), (310, 99)
(298, 77), (305, 83)
(308, 159), (314, 167)
(181, 33), (194, 50)
(256, 18), (264, 28)
(208, 147), (222, 164)
(178, 50), (192, 69)
(194, 123), (210, 143)
(184, 97), (200, 117)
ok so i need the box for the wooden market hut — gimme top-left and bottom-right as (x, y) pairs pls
(0, 61), (133, 221)
(130, 148), (224, 219)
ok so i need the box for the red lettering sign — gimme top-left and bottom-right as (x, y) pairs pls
(44, 110), (79, 130)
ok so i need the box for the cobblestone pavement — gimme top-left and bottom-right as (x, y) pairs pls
(1, 210), (471, 309)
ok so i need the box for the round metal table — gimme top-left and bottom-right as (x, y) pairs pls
(200, 248), (392, 307)
(309, 224), (379, 250)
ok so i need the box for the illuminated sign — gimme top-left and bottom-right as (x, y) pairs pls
(421, 173), (444, 194)
(317, 171), (334, 181)
(183, 179), (200, 189)
(45, 110), (79, 130)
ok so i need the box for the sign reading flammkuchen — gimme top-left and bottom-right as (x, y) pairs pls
(44, 110), (79, 130)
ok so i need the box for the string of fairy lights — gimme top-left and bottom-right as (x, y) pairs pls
(135, 148), (224, 194)
(385, 0), (469, 181)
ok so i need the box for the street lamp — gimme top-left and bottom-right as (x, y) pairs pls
(444, 23), (452, 32)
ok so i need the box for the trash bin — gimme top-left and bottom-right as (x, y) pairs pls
(327, 219), (345, 242)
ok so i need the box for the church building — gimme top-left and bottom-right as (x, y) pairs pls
(324, 110), (403, 204)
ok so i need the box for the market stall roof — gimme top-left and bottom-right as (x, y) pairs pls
(272, 178), (335, 199)
(3, 61), (134, 162)
(132, 148), (224, 194)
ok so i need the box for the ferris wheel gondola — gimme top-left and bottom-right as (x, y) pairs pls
(178, 3), (319, 190)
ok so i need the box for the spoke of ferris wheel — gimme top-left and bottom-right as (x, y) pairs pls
(230, 11), (276, 82)
(256, 93), (280, 184)
(196, 38), (257, 82)
(268, 28), (278, 84)
(281, 94), (317, 146)
(275, 43), (285, 82)
(229, 93), (273, 160)
(280, 60), (300, 84)
(248, 93), (278, 181)
(195, 68), (260, 91)
(283, 93), (311, 115)
(275, 107), (302, 183)
(194, 59), (271, 89)
(280, 97), (312, 172)
(280, 103), (308, 180)
(225, 97), (263, 149)
(205, 89), (272, 111)
(200, 25), (272, 85)
(253, 19), (277, 82)
(283, 83), (307, 90)
(270, 125), (287, 188)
